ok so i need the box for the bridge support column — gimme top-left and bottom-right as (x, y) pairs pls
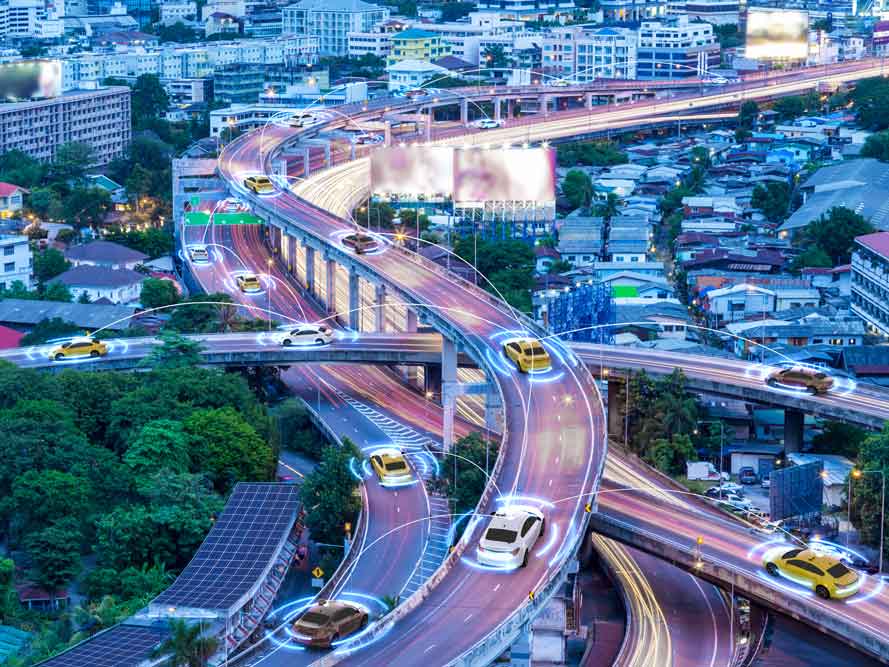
(584, 92), (594, 110)
(383, 120), (392, 147)
(323, 143), (331, 168)
(325, 258), (337, 315)
(348, 270), (360, 330)
(425, 107), (433, 141)
(349, 142), (356, 160)
(541, 94), (551, 117)
(784, 408), (804, 453)
(405, 308), (418, 333)
(508, 623), (532, 667)
(506, 99), (514, 119)
(485, 388), (502, 433)
(441, 337), (457, 453)
(374, 284), (386, 332)
(493, 97), (502, 122)
(303, 148), (311, 178)
(304, 245), (315, 296)
(287, 235), (297, 274)
(460, 98), (469, 125)
(607, 379), (624, 440)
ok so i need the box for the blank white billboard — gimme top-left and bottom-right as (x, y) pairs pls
(0, 60), (62, 102)
(370, 146), (453, 198)
(454, 148), (556, 205)
(746, 8), (809, 60)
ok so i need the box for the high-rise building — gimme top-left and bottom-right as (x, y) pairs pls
(387, 28), (450, 66)
(282, 0), (389, 56)
(474, 0), (575, 22)
(542, 25), (637, 81)
(636, 15), (719, 79)
(600, 0), (666, 22)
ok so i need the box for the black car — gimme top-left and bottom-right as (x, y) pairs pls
(738, 467), (759, 485)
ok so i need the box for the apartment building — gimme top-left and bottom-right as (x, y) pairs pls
(0, 235), (31, 291)
(851, 232), (889, 337)
(0, 0), (62, 39)
(474, 0), (575, 21)
(347, 17), (408, 57)
(387, 28), (450, 66)
(636, 15), (719, 79)
(282, 0), (389, 56)
(684, 0), (739, 24)
(417, 13), (525, 65)
(600, 0), (666, 22)
(0, 86), (131, 165)
(542, 25), (637, 81)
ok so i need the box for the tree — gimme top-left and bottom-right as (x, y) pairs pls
(19, 317), (81, 346)
(453, 236), (535, 313)
(713, 23), (742, 49)
(28, 187), (63, 219)
(62, 187), (112, 228)
(41, 281), (74, 302)
(105, 227), (174, 258)
(151, 619), (219, 667)
(25, 518), (83, 595)
(646, 434), (696, 476)
(274, 399), (325, 459)
(790, 246), (831, 273)
(481, 44), (509, 69)
(736, 100), (759, 141)
(850, 77), (889, 131)
(448, 432), (499, 513)
(141, 278), (179, 310)
(561, 170), (593, 210)
(802, 206), (874, 265)
(123, 419), (191, 480)
(33, 248), (71, 283)
(751, 181), (791, 222)
(132, 75), (170, 130)
(861, 131), (889, 162)
(849, 423), (889, 562)
(811, 421), (867, 459)
(157, 21), (198, 43)
(556, 141), (627, 168)
(10, 469), (93, 538)
(184, 407), (274, 491)
(142, 330), (204, 369)
(0, 149), (46, 188)
(51, 142), (96, 184)
(439, 1), (474, 20)
(299, 439), (362, 546)
(168, 292), (235, 333)
(592, 192), (621, 220)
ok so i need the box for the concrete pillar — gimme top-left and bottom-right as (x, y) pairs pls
(303, 148), (310, 178)
(323, 143), (331, 168)
(607, 379), (624, 440)
(460, 98), (469, 125)
(506, 99), (514, 119)
(405, 308), (418, 333)
(493, 97), (502, 122)
(374, 284), (386, 333)
(485, 389), (503, 433)
(425, 107), (433, 141)
(304, 245), (315, 295)
(541, 94), (551, 117)
(441, 337), (457, 453)
(784, 408), (804, 453)
(384, 120), (392, 147)
(348, 270), (360, 330)
(584, 92), (594, 110)
(325, 258), (337, 315)
(350, 142), (356, 160)
(509, 623), (532, 667)
(287, 235), (296, 274)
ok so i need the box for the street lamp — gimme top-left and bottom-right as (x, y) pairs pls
(266, 257), (274, 332)
(850, 468), (885, 573)
(696, 419), (725, 498)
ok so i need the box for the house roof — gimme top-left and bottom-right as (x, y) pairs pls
(0, 299), (137, 330)
(393, 28), (438, 40)
(65, 240), (148, 264)
(0, 324), (23, 349)
(432, 55), (475, 71)
(0, 182), (26, 197)
(53, 265), (146, 289)
(856, 232), (889, 260)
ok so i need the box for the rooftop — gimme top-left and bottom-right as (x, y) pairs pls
(53, 265), (146, 289)
(65, 240), (148, 264)
(0, 299), (136, 330)
(856, 232), (889, 260)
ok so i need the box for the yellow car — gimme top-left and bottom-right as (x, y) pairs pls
(369, 449), (413, 486)
(503, 338), (551, 373)
(237, 273), (262, 293)
(763, 546), (861, 599)
(243, 175), (274, 194)
(49, 337), (108, 362)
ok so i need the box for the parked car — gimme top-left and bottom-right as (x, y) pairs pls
(761, 472), (771, 489)
(738, 467), (759, 485)
(704, 483), (744, 498)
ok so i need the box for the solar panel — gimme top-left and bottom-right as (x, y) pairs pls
(37, 624), (168, 667)
(152, 483), (300, 613)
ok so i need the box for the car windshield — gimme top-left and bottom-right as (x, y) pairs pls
(299, 612), (329, 625)
(529, 344), (546, 355)
(783, 548), (803, 559)
(485, 528), (517, 543)
(827, 562), (851, 578)
(384, 461), (407, 471)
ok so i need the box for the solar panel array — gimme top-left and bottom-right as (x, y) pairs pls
(152, 483), (300, 613)
(37, 624), (169, 667)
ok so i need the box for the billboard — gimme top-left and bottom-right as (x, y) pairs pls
(0, 60), (62, 102)
(370, 146), (453, 200)
(370, 146), (556, 205)
(746, 8), (809, 61)
(770, 461), (823, 521)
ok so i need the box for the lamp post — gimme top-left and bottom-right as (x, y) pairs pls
(267, 257), (274, 332)
(694, 419), (725, 497)
(850, 468), (886, 573)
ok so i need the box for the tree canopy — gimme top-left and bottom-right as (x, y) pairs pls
(802, 206), (874, 265)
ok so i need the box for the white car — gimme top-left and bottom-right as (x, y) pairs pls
(477, 506), (544, 569)
(354, 133), (382, 145)
(716, 493), (753, 513)
(473, 118), (502, 129)
(289, 112), (315, 128)
(188, 245), (210, 264)
(223, 198), (245, 213)
(549, 79), (571, 87)
(279, 324), (333, 346)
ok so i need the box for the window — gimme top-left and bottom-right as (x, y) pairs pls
(520, 516), (536, 537)
(3, 246), (13, 256)
(827, 562), (851, 578)
(787, 559), (824, 576)
(3, 262), (13, 273)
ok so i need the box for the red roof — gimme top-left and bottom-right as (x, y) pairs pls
(0, 324), (23, 349)
(16, 584), (69, 601)
(0, 182), (26, 197)
(856, 232), (889, 259)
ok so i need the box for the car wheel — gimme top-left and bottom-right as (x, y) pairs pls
(540, 517), (546, 534)
(282, 339), (292, 346)
(815, 585), (830, 599)
(331, 632), (340, 645)
(90, 350), (100, 358)
(515, 359), (523, 373)
(766, 562), (779, 577)
(521, 549), (529, 567)
(54, 353), (65, 361)
(316, 338), (324, 345)
(361, 613), (369, 628)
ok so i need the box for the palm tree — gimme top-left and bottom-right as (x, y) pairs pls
(151, 619), (219, 667)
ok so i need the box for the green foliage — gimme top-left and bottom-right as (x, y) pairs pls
(861, 130), (889, 162)
(19, 318), (81, 346)
(751, 181), (791, 222)
(453, 236), (535, 313)
(28, 187), (62, 219)
(0, 150), (47, 189)
(9, 470), (93, 538)
(142, 330), (204, 370)
(167, 292), (237, 333)
(274, 398), (325, 459)
(51, 142), (96, 184)
(448, 432), (499, 513)
(790, 246), (832, 273)
(300, 439), (362, 546)
(811, 421), (867, 459)
(556, 141), (628, 168)
(25, 518), (83, 594)
(61, 187), (112, 228)
(354, 201), (396, 229)
(561, 169), (593, 210)
(101, 227), (171, 259)
(123, 419), (191, 479)
(849, 423), (889, 561)
(713, 23), (742, 49)
(801, 206), (874, 265)
(0, 279), (72, 303)
(184, 407), (274, 492)
(132, 75), (170, 131)
(439, 1), (474, 20)
(141, 278), (179, 310)
(481, 44), (509, 69)
(646, 434), (696, 476)
(850, 77), (889, 131)
(736, 100), (759, 141)
(157, 21), (198, 43)
(151, 618), (220, 667)
(33, 248), (71, 283)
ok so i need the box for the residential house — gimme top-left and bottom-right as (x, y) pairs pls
(557, 217), (603, 267)
(52, 265), (146, 303)
(703, 283), (774, 323)
(65, 240), (148, 270)
(0, 298), (137, 332)
(0, 182), (26, 218)
(0, 235), (31, 291)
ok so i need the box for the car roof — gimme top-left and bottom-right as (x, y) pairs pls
(373, 449), (406, 463)
(788, 549), (841, 568)
(69, 336), (96, 344)
(308, 599), (361, 615)
(489, 507), (537, 532)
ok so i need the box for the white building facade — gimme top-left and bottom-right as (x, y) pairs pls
(0, 235), (31, 291)
(283, 0), (389, 56)
(542, 25), (637, 81)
